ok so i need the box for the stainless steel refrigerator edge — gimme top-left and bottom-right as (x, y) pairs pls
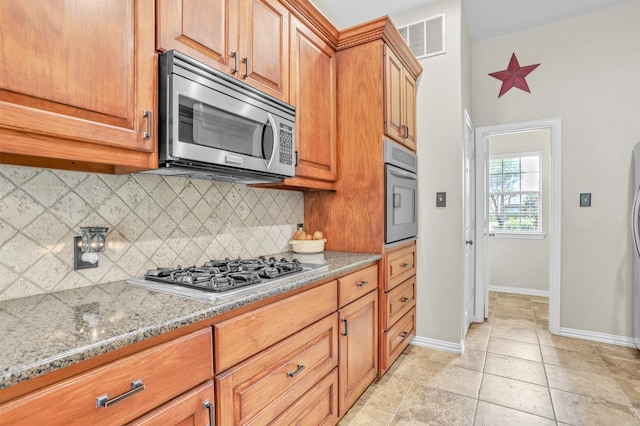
(632, 142), (640, 350)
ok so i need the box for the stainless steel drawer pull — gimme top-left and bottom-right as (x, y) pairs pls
(241, 57), (248, 79)
(400, 331), (409, 338)
(400, 297), (409, 303)
(204, 400), (214, 426)
(143, 110), (152, 140)
(96, 379), (145, 408)
(230, 51), (238, 74)
(356, 280), (369, 287)
(287, 363), (305, 378)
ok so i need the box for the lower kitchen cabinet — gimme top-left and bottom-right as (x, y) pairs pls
(0, 328), (213, 426)
(338, 289), (378, 417)
(215, 313), (338, 425)
(129, 381), (215, 425)
(380, 241), (417, 375)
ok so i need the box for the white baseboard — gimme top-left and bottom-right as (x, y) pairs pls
(411, 335), (463, 354)
(489, 285), (549, 298)
(559, 327), (637, 348)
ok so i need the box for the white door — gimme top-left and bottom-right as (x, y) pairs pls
(463, 110), (476, 334)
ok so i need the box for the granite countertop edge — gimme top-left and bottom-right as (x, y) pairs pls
(0, 251), (381, 391)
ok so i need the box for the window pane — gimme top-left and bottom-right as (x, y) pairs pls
(521, 171), (540, 191)
(521, 156), (539, 172)
(488, 153), (541, 233)
(489, 159), (503, 174)
(503, 173), (520, 192)
(489, 174), (502, 192)
(503, 157), (520, 173)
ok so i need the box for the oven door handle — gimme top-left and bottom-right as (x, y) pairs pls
(388, 167), (417, 180)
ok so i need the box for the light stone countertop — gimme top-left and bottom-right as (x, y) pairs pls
(0, 251), (380, 391)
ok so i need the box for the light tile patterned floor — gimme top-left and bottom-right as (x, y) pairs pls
(339, 292), (640, 425)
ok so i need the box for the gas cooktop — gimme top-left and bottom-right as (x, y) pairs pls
(127, 256), (329, 302)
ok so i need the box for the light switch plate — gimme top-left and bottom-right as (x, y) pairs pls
(436, 192), (446, 207)
(580, 193), (591, 207)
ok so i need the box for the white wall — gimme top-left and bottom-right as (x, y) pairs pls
(393, 0), (468, 345)
(489, 129), (550, 292)
(472, 1), (640, 338)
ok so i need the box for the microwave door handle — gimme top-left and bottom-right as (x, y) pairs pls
(265, 113), (278, 170)
(388, 168), (417, 180)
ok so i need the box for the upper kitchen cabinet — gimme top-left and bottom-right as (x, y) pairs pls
(336, 17), (421, 154)
(0, 0), (157, 173)
(284, 16), (337, 187)
(384, 46), (417, 151)
(157, 0), (289, 101)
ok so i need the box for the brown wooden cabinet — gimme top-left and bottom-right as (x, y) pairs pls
(283, 15), (337, 188)
(129, 381), (214, 426)
(0, 0), (157, 174)
(337, 267), (378, 417)
(380, 241), (417, 374)
(305, 18), (421, 376)
(215, 314), (338, 424)
(384, 46), (417, 150)
(157, 0), (289, 101)
(0, 328), (213, 426)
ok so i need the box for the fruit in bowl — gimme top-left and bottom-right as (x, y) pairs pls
(290, 228), (327, 253)
(312, 230), (324, 240)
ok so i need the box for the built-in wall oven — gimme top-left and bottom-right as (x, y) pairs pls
(384, 140), (418, 245)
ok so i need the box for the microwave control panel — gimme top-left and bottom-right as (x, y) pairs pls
(279, 123), (294, 165)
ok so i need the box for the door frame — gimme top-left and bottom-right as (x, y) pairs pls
(462, 109), (476, 335)
(474, 118), (562, 334)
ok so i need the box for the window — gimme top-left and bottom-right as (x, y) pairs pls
(489, 152), (541, 233)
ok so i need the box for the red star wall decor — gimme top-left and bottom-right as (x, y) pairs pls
(489, 53), (540, 98)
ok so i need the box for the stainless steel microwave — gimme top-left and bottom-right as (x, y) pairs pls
(148, 50), (296, 184)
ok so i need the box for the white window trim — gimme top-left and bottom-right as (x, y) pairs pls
(492, 232), (546, 240)
(489, 151), (542, 234)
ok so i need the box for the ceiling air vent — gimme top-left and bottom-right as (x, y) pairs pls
(397, 14), (445, 59)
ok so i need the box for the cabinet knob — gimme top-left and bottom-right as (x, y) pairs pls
(400, 331), (409, 338)
(400, 297), (409, 303)
(356, 280), (369, 288)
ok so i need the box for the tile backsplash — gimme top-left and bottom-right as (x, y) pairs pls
(0, 165), (303, 301)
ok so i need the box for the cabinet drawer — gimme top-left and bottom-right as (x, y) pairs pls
(214, 281), (337, 372)
(271, 369), (339, 426)
(129, 381), (214, 425)
(0, 328), (213, 426)
(383, 275), (416, 330)
(215, 314), (338, 425)
(385, 242), (416, 291)
(382, 307), (415, 372)
(338, 264), (378, 307)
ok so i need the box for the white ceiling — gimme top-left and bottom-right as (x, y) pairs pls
(310, 0), (633, 42)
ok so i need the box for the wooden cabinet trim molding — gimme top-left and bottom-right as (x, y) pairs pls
(281, 0), (339, 49)
(336, 17), (422, 79)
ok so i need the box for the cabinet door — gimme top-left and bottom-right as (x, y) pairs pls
(129, 381), (214, 426)
(289, 16), (337, 182)
(402, 71), (417, 151)
(0, 0), (156, 170)
(238, 0), (289, 101)
(384, 45), (404, 144)
(156, 0), (237, 76)
(338, 290), (378, 417)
